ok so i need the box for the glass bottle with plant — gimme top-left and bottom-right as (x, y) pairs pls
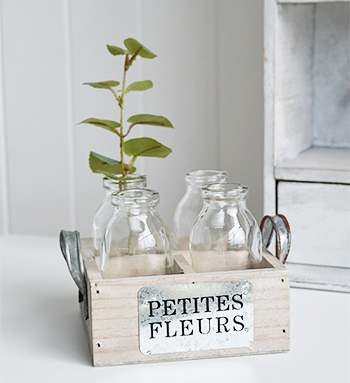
(79, 38), (174, 255)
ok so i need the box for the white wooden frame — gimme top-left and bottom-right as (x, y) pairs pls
(264, 0), (350, 293)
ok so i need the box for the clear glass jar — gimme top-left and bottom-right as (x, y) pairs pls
(189, 183), (262, 273)
(92, 175), (147, 256)
(173, 170), (228, 250)
(100, 189), (174, 279)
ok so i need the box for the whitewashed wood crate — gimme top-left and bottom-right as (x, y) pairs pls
(60, 211), (291, 367)
(66, 239), (289, 367)
(264, 0), (350, 292)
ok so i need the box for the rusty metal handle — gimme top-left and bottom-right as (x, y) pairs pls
(260, 214), (291, 264)
(60, 230), (88, 320)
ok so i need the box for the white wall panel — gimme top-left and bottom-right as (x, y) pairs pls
(218, 0), (264, 221)
(0, 0), (9, 235)
(1, 0), (73, 235)
(141, 0), (219, 229)
(70, 0), (145, 236)
(0, 0), (264, 236)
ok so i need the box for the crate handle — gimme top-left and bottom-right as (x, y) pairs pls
(60, 230), (88, 320)
(260, 214), (291, 264)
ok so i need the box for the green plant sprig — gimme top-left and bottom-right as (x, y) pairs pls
(79, 38), (174, 179)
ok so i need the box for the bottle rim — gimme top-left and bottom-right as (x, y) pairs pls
(103, 174), (147, 191)
(202, 183), (249, 200)
(111, 188), (159, 208)
(185, 170), (228, 187)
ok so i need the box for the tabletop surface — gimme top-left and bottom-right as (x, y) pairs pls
(1, 235), (349, 383)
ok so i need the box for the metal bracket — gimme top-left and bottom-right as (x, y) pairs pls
(260, 214), (291, 264)
(60, 230), (88, 320)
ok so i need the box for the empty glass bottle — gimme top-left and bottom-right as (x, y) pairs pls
(92, 175), (147, 256)
(100, 189), (173, 279)
(173, 170), (228, 250)
(189, 183), (262, 273)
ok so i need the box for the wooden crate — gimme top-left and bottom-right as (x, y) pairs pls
(79, 239), (290, 367)
(264, 0), (350, 292)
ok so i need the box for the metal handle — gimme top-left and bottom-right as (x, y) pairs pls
(60, 230), (88, 320)
(260, 214), (291, 264)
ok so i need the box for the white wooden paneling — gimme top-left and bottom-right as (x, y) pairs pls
(278, 181), (350, 268)
(0, 1), (264, 236)
(0, 1), (9, 235)
(218, 0), (264, 221)
(70, 0), (145, 237)
(264, 0), (278, 215)
(141, 0), (220, 229)
(1, 0), (73, 235)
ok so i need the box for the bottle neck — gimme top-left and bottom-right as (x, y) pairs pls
(111, 189), (160, 212)
(185, 170), (228, 190)
(105, 189), (115, 198)
(205, 198), (247, 209)
(185, 183), (203, 193)
(103, 175), (147, 194)
(117, 206), (157, 215)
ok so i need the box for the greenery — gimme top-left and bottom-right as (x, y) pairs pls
(79, 38), (174, 179)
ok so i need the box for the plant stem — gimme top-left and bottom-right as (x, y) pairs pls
(128, 221), (134, 256)
(119, 48), (142, 179)
(110, 87), (120, 104)
(121, 123), (136, 138)
(119, 54), (128, 177)
(128, 155), (137, 172)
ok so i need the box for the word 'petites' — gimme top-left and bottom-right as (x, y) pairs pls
(148, 294), (244, 317)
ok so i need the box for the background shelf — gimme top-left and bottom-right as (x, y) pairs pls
(278, 0), (349, 3)
(275, 147), (350, 184)
(264, 0), (350, 292)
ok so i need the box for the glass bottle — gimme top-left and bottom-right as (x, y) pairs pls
(189, 183), (262, 273)
(92, 175), (147, 256)
(100, 189), (174, 279)
(173, 170), (228, 250)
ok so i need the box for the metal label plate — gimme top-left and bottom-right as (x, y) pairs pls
(138, 280), (254, 355)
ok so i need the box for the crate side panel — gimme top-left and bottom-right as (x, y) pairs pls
(91, 286), (290, 339)
(81, 238), (102, 283)
(90, 268), (289, 366)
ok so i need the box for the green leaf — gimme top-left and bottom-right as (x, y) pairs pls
(89, 152), (136, 177)
(124, 38), (157, 59)
(107, 45), (127, 56)
(78, 118), (120, 133)
(123, 138), (172, 158)
(127, 114), (174, 128)
(125, 80), (153, 94)
(83, 80), (120, 89)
